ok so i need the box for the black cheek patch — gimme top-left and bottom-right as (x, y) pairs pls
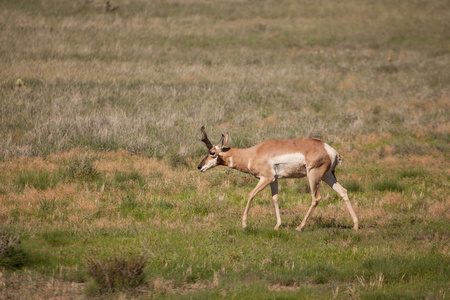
(198, 155), (208, 169)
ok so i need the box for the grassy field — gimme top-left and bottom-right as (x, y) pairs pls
(0, 0), (449, 298)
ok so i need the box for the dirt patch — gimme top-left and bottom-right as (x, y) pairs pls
(428, 202), (450, 219)
(0, 269), (85, 300)
(268, 283), (300, 292)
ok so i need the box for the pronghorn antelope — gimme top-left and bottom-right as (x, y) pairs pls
(197, 126), (359, 231)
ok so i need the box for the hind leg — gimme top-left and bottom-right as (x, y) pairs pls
(296, 168), (323, 231)
(322, 172), (359, 230)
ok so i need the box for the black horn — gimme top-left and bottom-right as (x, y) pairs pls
(200, 126), (213, 150)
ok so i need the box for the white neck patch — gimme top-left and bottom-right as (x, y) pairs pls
(228, 157), (233, 168)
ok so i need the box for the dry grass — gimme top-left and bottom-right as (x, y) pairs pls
(0, 269), (85, 300)
(1, 0), (449, 158)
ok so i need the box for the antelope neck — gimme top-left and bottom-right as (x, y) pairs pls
(223, 147), (253, 174)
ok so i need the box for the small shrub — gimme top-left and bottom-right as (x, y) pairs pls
(0, 230), (30, 270)
(67, 156), (99, 180)
(86, 254), (147, 294)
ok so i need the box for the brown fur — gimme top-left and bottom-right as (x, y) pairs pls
(198, 128), (359, 231)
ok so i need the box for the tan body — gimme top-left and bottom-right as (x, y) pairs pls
(198, 127), (359, 231)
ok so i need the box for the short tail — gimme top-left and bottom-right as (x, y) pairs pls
(338, 154), (344, 165)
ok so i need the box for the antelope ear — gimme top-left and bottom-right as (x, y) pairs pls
(200, 126), (213, 150)
(218, 133), (230, 150)
(217, 134), (226, 149)
(223, 133), (229, 147)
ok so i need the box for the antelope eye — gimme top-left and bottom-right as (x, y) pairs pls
(210, 151), (216, 156)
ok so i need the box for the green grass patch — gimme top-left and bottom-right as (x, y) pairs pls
(341, 180), (364, 193)
(119, 193), (148, 220)
(361, 254), (449, 283)
(16, 170), (60, 192)
(114, 170), (145, 186)
(398, 169), (427, 179)
(372, 178), (404, 192)
(41, 230), (75, 247)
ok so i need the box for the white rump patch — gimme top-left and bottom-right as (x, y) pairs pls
(324, 143), (339, 168)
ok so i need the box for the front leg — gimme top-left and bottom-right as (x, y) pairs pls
(270, 180), (282, 230)
(242, 177), (272, 229)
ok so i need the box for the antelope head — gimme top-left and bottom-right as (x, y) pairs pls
(197, 126), (229, 172)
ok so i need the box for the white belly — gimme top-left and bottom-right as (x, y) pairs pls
(269, 153), (307, 179)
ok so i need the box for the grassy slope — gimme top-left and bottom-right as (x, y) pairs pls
(0, 0), (449, 298)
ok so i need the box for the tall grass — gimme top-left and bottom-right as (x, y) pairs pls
(0, 0), (449, 159)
